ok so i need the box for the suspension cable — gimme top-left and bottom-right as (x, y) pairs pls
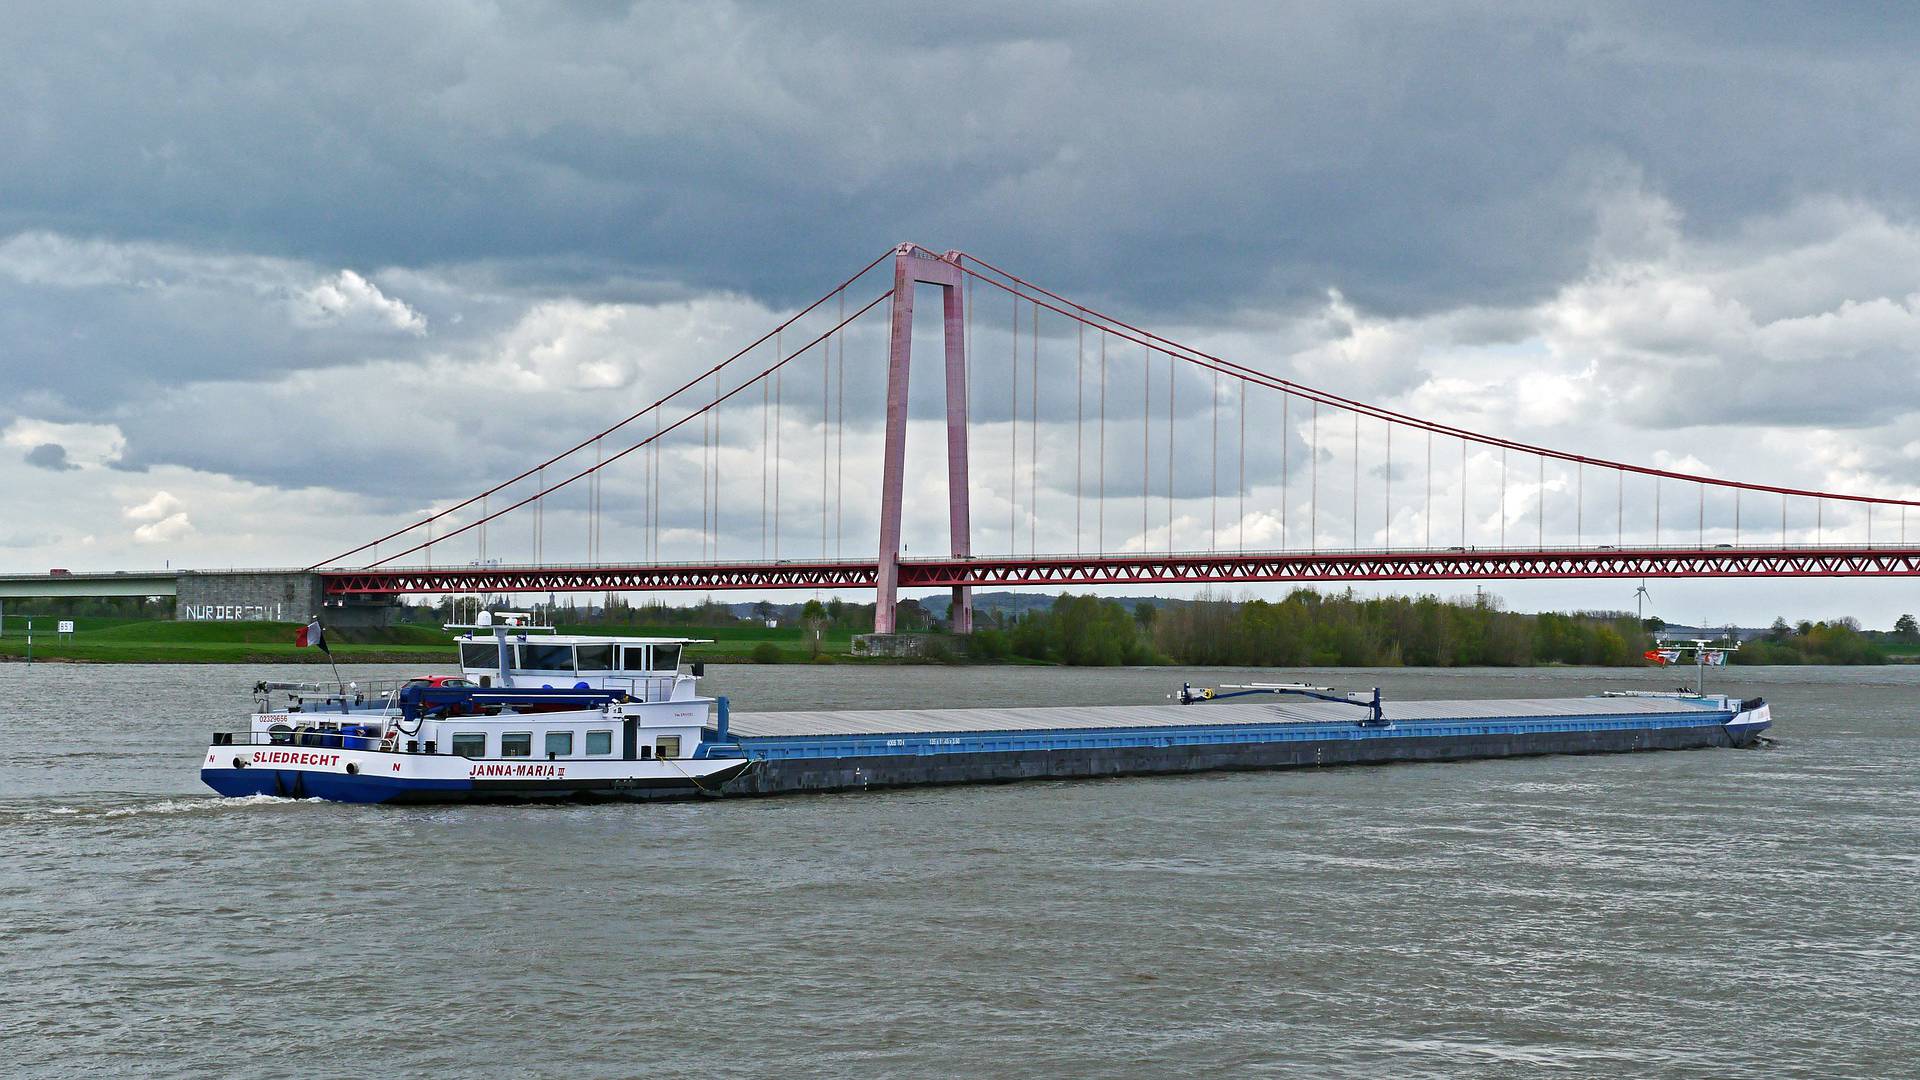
(1310, 400), (1318, 553)
(1142, 342), (1151, 550)
(712, 370), (721, 560)
(773, 330), (783, 560)
(311, 247), (894, 569)
(651, 409), (661, 561)
(947, 250), (1920, 511)
(1424, 429), (1432, 549)
(761, 353), (770, 559)
(701, 393), (710, 561)
(821, 315), (829, 558)
(1010, 293), (1019, 552)
(1167, 344), (1175, 553)
(364, 290), (892, 569)
(837, 288), (846, 559)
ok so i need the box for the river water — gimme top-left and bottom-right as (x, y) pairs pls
(1, 662), (1914, 1078)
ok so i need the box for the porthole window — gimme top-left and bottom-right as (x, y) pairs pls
(545, 731), (574, 757)
(501, 732), (533, 757)
(655, 736), (681, 760)
(450, 733), (487, 758)
(585, 730), (613, 755)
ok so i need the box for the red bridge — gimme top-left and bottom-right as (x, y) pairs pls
(312, 245), (1920, 632)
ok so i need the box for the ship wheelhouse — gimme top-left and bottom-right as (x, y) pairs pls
(452, 620), (706, 704)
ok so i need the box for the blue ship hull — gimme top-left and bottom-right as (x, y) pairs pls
(200, 761), (750, 804)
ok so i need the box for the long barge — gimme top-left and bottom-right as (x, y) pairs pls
(199, 614), (1771, 804)
(714, 691), (1771, 796)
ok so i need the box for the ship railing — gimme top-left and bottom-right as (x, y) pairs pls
(252, 677), (431, 716)
(591, 675), (679, 701)
(213, 727), (394, 750)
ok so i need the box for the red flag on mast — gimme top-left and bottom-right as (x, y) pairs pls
(295, 618), (330, 654)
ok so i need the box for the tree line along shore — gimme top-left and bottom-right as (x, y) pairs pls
(3, 590), (1912, 667)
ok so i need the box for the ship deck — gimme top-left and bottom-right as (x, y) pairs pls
(724, 694), (1728, 739)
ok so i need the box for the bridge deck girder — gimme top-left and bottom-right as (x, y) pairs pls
(0, 577), (178, 598)
(318, 546), (1920, 595)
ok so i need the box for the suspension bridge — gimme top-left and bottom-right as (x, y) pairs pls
(308, 243), (1920, 634)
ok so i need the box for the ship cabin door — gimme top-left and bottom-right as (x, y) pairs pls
(622, 716), (638, 761)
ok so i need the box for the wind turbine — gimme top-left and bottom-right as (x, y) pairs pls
(1633, 580), (1653, 625)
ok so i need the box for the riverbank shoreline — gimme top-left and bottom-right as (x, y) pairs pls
(4, 614), (1912, 666)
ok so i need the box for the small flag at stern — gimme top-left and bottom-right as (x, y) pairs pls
(296, 618), (330, 654)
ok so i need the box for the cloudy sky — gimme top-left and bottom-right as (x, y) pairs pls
(7, 2), (1920, 626)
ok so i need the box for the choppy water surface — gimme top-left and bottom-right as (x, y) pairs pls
(2, 662), (1915, 1078)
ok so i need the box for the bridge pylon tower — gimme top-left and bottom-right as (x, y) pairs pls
(875, 244), (972, 634)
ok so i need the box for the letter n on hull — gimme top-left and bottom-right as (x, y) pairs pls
(875, 245), (972, 634)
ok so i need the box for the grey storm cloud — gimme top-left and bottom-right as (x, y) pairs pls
(4, 3), (1920, 316)
(24, 443), (77, 471)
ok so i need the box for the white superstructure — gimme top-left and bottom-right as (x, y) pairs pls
(450, 612), (708, 701)
(203, 613), (747, 802)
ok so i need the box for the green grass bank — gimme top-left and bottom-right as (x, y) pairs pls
(0, 619), (860, 665)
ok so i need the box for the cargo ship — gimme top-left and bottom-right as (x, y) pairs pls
(199, 614), (1772, 804)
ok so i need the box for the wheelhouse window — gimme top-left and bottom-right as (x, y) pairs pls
(652, 644), (682, 672)
(450, 733), (487, 758)
(501, 732), (533, 757)
(575, 644), (612, 671)
(655, 736), (681, 760)
(545, 731), (574, 758)
(620, 646), (649, 671)
(585, 730), (613, 755)
(518, 643), (574, 671)
(459, 643), (498, 670)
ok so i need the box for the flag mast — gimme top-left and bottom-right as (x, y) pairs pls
(299, 615), (343, 691)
